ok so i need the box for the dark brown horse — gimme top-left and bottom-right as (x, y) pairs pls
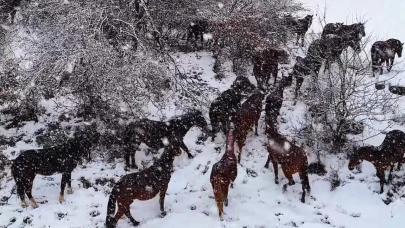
(105, 143), (182, 228)
(210, 125), (237, 220)
(371, 39), (403, 76)
(11, 127), (99, 208)
(290, 56), (312, 99)
(264, 77), (290, 135)
(284, 15), (313, 47)
(233, 91), (265, 163)
(265, 131), (310, 203)
(253, 48), (289, 89)
(348, 130), (405, 193)
(123, 110), (207, 169)
(186, 19), (209, 43)
(322, 22), (366, 41)
(209, 76), (255, 141)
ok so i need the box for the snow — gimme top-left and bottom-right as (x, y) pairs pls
(1, 2), (405, 228)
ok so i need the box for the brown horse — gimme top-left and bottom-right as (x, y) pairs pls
(233, 91), (265, 163)
(252, 47), (289, 89)
(210, 125), (238, 220)
(105, 143), (181, 228)
(265, 131), (310, 203)
(348, 130), (405, 193)
(284, 15), (313, 47)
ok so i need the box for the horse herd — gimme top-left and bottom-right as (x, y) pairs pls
(7, 15), (405, 228)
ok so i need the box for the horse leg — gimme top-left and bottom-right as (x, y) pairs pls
(272, 160), (279, 184)
(179, 140), (193, 159)
(15, 180), (27, 207)
(387, 57), (394, 72)
(264, 153), (271, 169)
(299, 171), (310, 203)
(59, 173), (69, 203)
(254, 118), (259, 136)
(66, 172), (73, 194)
(213, 183), (226, 220)
(224, 184), (230, 207)
(282, 167), (295, 192)
(295, 76), (304, 100)
(24, 176), (38, 208)
(112, 201), (128, 227)
(379, 59), (385, 75)
(125, 209), (140, 226)
(159, 184), (169, 216)
(388, 165), (394, 183)
(272, 66), (278, 84)
(301, 34), (305, 47)
(376, 168), (385, 194)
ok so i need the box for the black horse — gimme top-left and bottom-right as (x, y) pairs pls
(371, 39), (403, 76)
(11, 127), (99, 208)
(285, 15), (313, 47)
(306, 35), (361, 75)
(209, 76), (255, 141)
(122, 110), (208, 169)
(290, 56), (312, 99)
(321, 22), (366, 41)
(106, 143), (182, 228)
(186, 19), (209, 43)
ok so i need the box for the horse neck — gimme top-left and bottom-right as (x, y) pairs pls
(173, 115), (196, 134)
(156, 150), (175, 173)
(224, 130), (237, 161)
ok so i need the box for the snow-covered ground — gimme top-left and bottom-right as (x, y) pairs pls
(1, 51), (405, 228)
(1, 1), (405, 228)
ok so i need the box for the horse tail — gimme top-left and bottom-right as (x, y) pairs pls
(106, 187), (118, 227)
(11, 162), (25, 201)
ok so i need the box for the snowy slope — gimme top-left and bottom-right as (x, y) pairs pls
(1, 51), (405, 228)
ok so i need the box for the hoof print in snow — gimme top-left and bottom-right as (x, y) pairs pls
(9, 217), (16, 224)
(190, 205), (197, 210)
(202, 210), (210, 216)
(90, 210), (100, 217)
(23, 216), (33, 224)
(56, 212), (67, 220)
(275, 212), (283, 216)
(246, 168), (258, 177)
(350, 212), (361, 218)
(321, 216), (331, 224)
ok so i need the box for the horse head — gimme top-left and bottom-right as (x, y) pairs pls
(305, 15), (313, 26)
(357, 23), (366, 38)
(347, 150), (361, 171)
(232, 76), (255, 95)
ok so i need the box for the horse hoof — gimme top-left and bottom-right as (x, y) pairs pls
(58, 195), (65, 204)
(275, 180), (279, 184)
(301, 198), (305, 203)
(188, 154), (194, 159)
(160, 211), (167, 217)
(264, 164), (269, 169)
(21, 201), (28, 208)
(30, 199), (39, 209)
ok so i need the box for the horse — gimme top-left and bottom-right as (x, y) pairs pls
(285, 15), (313, 47)
(209, 76), (255, 141)
(306, 35), (361, 75)
(252, 47), (289, 89)
(11, 127), (99, 208)
(186, 19), (208, 43)
(321, 22), (366, 41)
(210, 125), (237, 220)
(123, 110), (208, 169)
(265, 131), (310, 203)
(233, 91), (265, 163)
(290, 56), (312, 99)
(264, 77), (290, 135)
(371, 39), (403, 76)
(105, 143), (182, 228)
(348, 130), (405, 193)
